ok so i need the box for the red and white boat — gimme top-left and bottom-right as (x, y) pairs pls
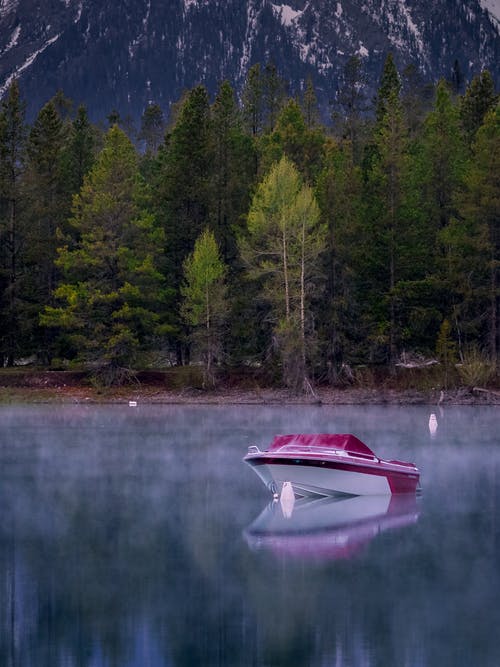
(244, 433), (420, 496)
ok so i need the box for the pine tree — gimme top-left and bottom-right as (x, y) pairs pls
(450, 59), (464, 96)
(41, 126), (168, 382)
(364, 56), (409, 363)
(242, 63), (264, 137)
(22, 99), (69, 360)
(375, 53), (401, 123)
(210, 81), (255, 264)
(51, 89), (74, 120)
(408, 81), (467, 354)
(401, 63), (434, 138)
(447, 106), (500, 362)
(413, 81), (467, 347)
(262, 62), (287, 132)
(259, 99), (328, 183)
(436, 318), (457, 388)
(460, 71), (498, 148)
(156, 85), (212, 282)
(334, 55), (368, 159)
(60, 105), (96, 201)
(0, 80), (27, 365)
(302, 76), (319, 129)
(154, 85), (213, 362)
(181, 228), (228, 385)
(316, 142), (364, 380)
(139, 103), (165, 155)
(418, 80), (466, 234)
(107, 109), (121, 127)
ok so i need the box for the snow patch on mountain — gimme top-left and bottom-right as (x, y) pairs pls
(0, 0), (19, 17)
(297, 25), (335, 75)
(271, 3), (303, 26)
(363, 0), (426, 60)
(357, 42), (369, 57)
(183, 0), (212, 11)
(480, 0), (500, 27)
(129, 0), (152, 57)
(75, 1), (83, 22)
(0, 0), (498, 122)
(0, 33), (61, 96)
(2, 23), (20, 52)
(143, 0), (151, 29)
(399, 0), (426, 59)
(399, 1), (422, 43)
(239, 0), (261, 77)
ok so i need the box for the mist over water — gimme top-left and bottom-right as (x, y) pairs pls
(0, 404), (499, 666)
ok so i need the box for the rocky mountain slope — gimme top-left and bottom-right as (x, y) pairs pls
(0, 0), (498, 121)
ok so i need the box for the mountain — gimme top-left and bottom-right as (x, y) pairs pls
(0, 0), (499, 122)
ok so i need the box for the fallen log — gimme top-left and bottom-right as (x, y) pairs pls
(395, 359), (439, 369)
(472, 386), (500, 397)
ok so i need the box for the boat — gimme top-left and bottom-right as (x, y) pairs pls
(244, 494), (420, 561)
(244, 433), (420, 497)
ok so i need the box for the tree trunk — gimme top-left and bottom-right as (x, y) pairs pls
(7, 197), (17, 365)
(205, 283), (212, 381)
(389, 162), (396, 366)
(282, 223), (290, 321)
(300, 215), (306, 373)
(490, 250), (498, 364)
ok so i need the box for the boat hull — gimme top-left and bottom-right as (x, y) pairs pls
(245, 455), (419, 496)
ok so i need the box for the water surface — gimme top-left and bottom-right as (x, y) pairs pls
(0, 404), (498, 666)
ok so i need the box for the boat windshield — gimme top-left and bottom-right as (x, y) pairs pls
(277, 444), (347, 455)
(269, 434), (376, 457)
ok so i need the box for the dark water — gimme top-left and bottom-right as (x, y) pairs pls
(0, 403), (499, 667)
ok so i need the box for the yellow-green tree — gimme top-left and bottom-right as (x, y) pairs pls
(240, 156), (325, 391)
(181, 228), (227, 386)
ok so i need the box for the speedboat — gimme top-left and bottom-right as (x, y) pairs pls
(244, 433), (420, 497)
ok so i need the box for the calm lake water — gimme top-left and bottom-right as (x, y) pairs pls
(0, 403), (499, 667)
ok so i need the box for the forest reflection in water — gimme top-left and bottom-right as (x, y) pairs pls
(0, 403), (499, 667)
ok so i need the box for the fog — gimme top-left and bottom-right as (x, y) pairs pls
(0, 404), (499, 666)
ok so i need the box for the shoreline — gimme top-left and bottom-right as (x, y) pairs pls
(0, 369), (498, 405)
(0, 384), (499, 406)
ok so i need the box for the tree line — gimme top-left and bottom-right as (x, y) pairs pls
(0, 56), (498, 389)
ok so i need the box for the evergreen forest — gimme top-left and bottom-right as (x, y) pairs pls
(0, 56), (499, 391)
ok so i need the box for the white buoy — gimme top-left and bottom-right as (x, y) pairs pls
(128, 400), (137, 407)
(280, 481), (295, 518)
(429, 413), (438, 436)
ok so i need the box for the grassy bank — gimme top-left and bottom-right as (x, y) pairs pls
(0, 367), (498, 405)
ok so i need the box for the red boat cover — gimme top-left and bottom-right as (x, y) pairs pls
(268, 433), (376, 457)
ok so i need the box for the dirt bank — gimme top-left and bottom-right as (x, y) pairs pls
(0, 370), (498, 405)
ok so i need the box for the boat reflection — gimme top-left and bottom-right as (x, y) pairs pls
(244, 493), (420, 561)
